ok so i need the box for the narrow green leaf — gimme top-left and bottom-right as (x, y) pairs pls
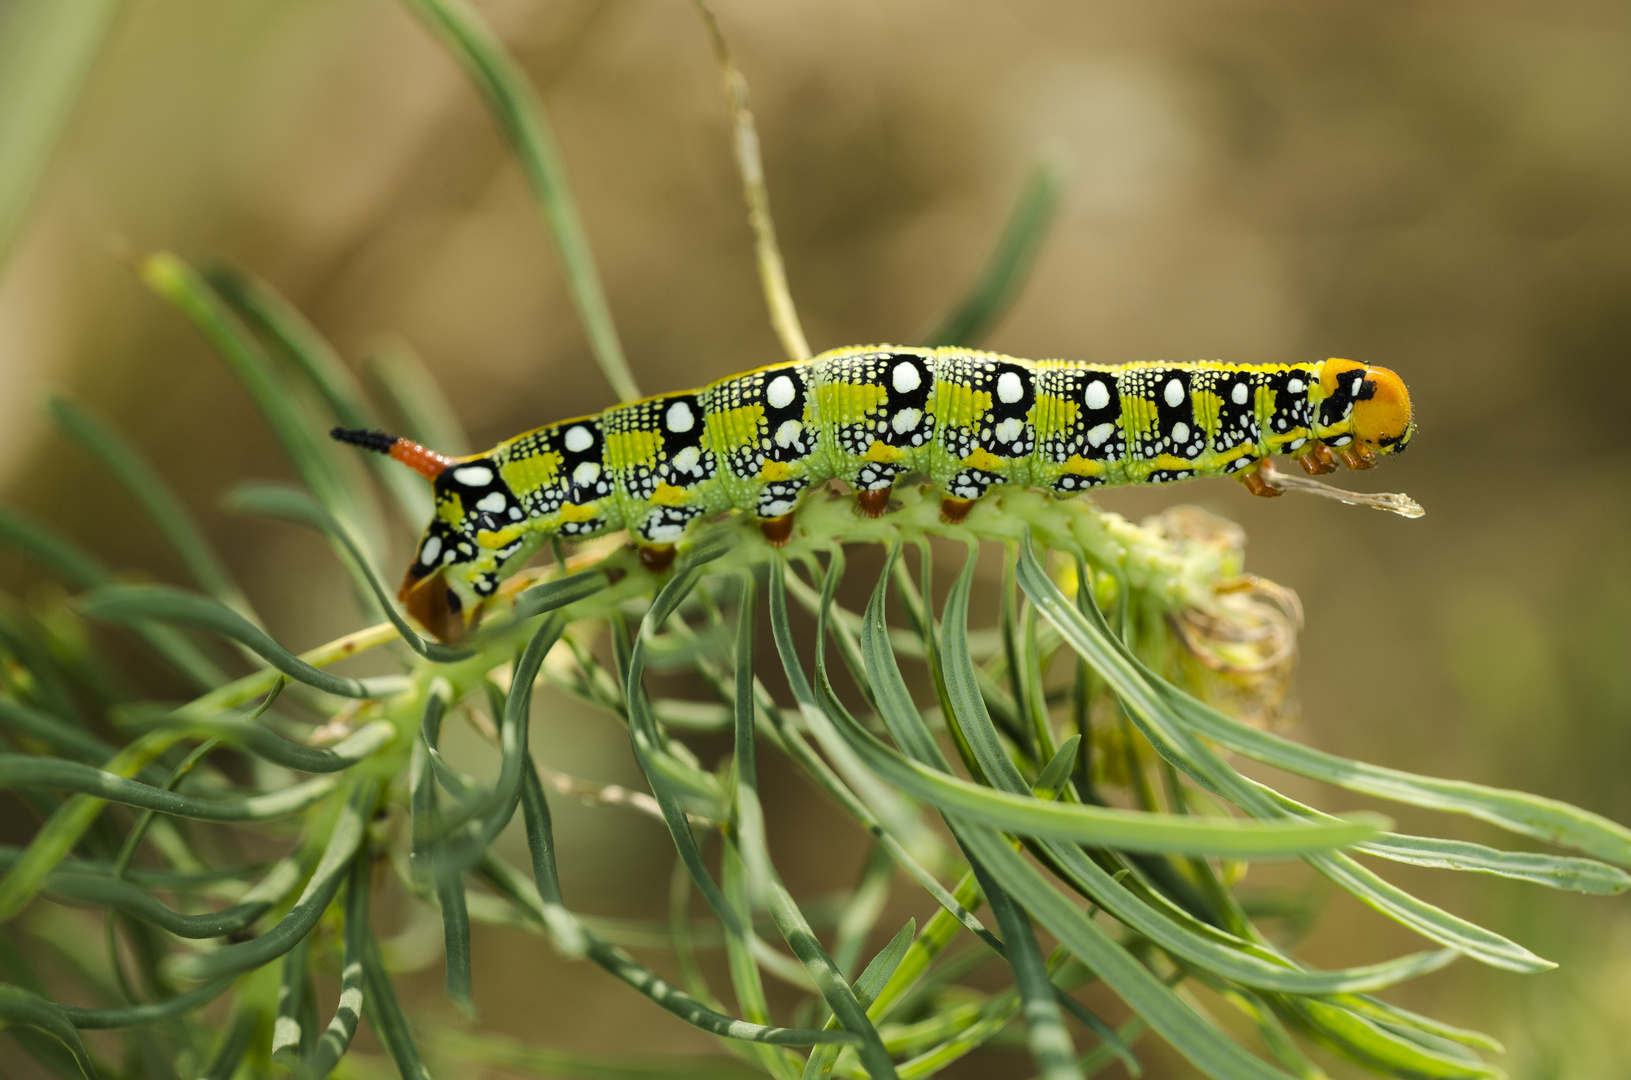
(138, 252), (363, 536)
(1303, 849), (1553, 973)
(1016, 534), (1555, 972)
(199, 1004), (259, 1080)
(204, 263), (427, 530)
(0, 699), (113, 764)
(0, 730), (186, 926)
(47, 397), (248, 613)
(360, 929), (435, 1080)
(270, 933), (311, 1066)
(1168, 683), (1631, 865)
(1276, 996), (1503, 1080)
(1357, 833), (1630, 893)
(0, 984), (97, 1079)
(123, 708), (394, 775)
(965, 856), (1082, 1080)
(172, 780), (374, 980)
(0, 505), (227, 688)
(512, 766), (860, 1046)
(44, 854), (301, 938)
(502, 568), (611, 626)
(57, 975), (235, 1029)
(78, 584), (408, 698)
(309, 851), (370, 1076)
(853, 919), (915, 1012)
(1036, 736), (1080, 798)
(959, 824), (1294, 1080)
(224, 482), (472, 662)
(401, 0), (638, 402)
(936, 556), (1460, 994)
(920, 156), (1065, 348)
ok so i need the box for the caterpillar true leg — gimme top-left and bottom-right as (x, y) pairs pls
(1297, 443), (1339, 474)
(1238, 464), (1285, 499)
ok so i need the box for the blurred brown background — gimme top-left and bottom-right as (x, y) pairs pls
(2, 0), (1630, 1075)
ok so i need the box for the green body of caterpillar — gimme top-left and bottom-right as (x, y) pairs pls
(355, 346), (1414, 638)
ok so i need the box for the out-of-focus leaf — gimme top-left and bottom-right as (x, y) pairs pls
(47, 397), (249, 615)
(401, 0), (638, 402)
(78, 583), (408, 697)
(920, 157), (1065, 348)
(0, 0), (122, 267)
(0, 984), (98, 1079)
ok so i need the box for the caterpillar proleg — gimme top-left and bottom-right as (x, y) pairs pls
(333, 346), (1414, 641)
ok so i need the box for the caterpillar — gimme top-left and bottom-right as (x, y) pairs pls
(333, 346), (1414, 642)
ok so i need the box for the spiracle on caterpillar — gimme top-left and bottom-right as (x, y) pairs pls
(332, 345), (1414, 642)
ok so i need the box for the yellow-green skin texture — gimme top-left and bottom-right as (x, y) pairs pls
(408, 346), (1373, 610)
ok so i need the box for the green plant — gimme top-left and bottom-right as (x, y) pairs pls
(2, 2), (1628, 1079)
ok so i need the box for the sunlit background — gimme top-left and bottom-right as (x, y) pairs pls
(3, 0), (1630, 1075)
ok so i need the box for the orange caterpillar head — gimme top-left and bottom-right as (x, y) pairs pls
(1320, 359), (1415, 458)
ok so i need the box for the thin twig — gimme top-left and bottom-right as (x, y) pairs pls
(536, 763), (714, 826)
(689, 0), (811, 362)
(1258, 460), (1425, 518)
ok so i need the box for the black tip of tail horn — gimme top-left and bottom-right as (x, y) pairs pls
(330, 427), (398, 454)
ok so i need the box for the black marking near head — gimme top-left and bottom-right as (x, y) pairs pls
(1318, 369), (1366, 429)
(437, 457), (517, 534)
(406, 519), (459, 583)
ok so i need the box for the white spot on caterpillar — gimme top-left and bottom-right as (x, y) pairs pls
(891, 361), (921, 393)
(573, 461), (601, 486)
(671, 446), (701, 473)
(419, 535), (442, 565)
(1351, 375), (1363, 395)
(665, 400), (695, 433)
(892, 407), (922, 434)
(476, 492), (507, 513)
(994, 417), (1023, 443)
(1231, 383), (1248, 406)
(1289, 437), (1306, 450)
(564, 425), (594, 452)
(1084, 380), (1110, 410)
(774, 419), (803, 448)
(1164, 379), (1184, 408)
(1288, 378), (1304, 394)
(762, 499), (796, 516)
(453, 466), (493, 486)
(766, 375), (796, 409)
(1087, 422), (1116, 448)
(508, 507), (522, 520)
(996, 371), (1023, 404)
(646, 522), (685, 543)
(1171, 422), (1190, 444)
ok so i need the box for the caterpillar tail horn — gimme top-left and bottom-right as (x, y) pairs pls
(330, 427), (473, 642)
(329, 427), (455, 481)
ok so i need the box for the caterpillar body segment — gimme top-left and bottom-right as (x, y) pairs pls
(333, 345), (1414, 642)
